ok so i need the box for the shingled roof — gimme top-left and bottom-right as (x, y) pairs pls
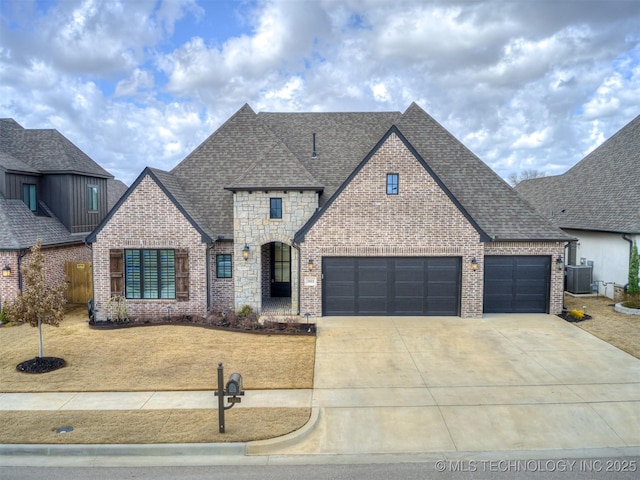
(0, 197), (85, 249)
(95, 103), (568, 242)
(516, 114), (640, 234)
(0, 119), (112, 178)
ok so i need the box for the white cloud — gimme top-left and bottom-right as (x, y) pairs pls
(0, 0), (639, 186)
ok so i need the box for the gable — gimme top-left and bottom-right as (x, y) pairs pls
(296, 129), (483, 244)
(87, 168), (211, 243)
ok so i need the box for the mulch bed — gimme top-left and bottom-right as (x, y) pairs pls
(89, 317), (316, 335)
(557, 311), (593, 323)
(16, 356), (66, 374)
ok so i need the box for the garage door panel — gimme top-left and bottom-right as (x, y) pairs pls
(484, 256), (550, 313)
(323, 257), (460, 316)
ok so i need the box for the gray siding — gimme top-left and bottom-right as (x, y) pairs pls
(4, 172), (41, 201)
(41, 174), (108, 233)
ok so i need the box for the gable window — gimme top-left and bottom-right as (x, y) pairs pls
(386, 173), (399, 195)
(23, 184), (37, 211)
(88, 185), (98, 211)
(270, 198), (282, 219)
(216, 254), (232, 278)
(124, 249), (176, 299)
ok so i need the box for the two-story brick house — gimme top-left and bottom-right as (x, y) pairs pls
(0, 118), (123, 306)
(87, 103), (571, 321)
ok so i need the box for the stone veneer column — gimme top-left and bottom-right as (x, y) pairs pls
(233, 190), (318, 314)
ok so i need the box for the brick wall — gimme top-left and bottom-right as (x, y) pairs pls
(211, 241), (234, 312)
(300, 133), (484, 318)
(92, 175), (208, 321)
(484, 241), (565, 314)
(0, 244), (90, 307)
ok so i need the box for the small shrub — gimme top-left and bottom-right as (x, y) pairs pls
(237, 305), (254, 317)
(0, 301), (8, 324)
(568, 309), (585, 320)
(104, 295), (128, 323)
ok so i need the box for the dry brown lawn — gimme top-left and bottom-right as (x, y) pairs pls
(0, 408), (310, 444)
(0, 304), (316, 392)
(0, 304), (316, 444)
(564, 294), (640, 359)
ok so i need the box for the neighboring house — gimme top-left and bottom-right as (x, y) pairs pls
(517, 115), (640, 300)
(0, 118), (123, 306)
(87, 103), (570, 321)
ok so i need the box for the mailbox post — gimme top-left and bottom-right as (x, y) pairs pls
(214, 362), (244, 433)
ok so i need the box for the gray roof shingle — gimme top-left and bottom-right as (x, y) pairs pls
(0, 196), (86, 250)
(0, 118), (112, 178)
(516, 114), (640, 234)
(103, 103), (568, 243)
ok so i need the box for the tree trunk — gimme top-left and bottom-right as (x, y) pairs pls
(38, 317), (43, 358)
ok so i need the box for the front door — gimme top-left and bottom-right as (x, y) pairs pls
(271, 242), (291, 297)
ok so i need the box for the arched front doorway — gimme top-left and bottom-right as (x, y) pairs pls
(261, 241), (292, 315)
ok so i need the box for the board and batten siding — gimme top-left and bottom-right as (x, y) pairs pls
(41, 174), (108, 234)
(3, 173), (40, 200)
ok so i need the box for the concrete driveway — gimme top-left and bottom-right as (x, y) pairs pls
(251, 314), (640, 455)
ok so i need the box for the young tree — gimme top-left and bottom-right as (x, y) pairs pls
(629, 241), (640, 295)
(7, 239), (67, 358)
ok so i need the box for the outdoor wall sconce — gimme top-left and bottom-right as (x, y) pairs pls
(556, 256), (563, 271)
(2, 265), (10, 277)
(242, 244), (250, 261)
(308, 259), (314, 271)
(471, 258), (478, 271)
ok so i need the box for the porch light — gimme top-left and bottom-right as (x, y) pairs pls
(2, 265), (10, 277)
(242, 244), (250, 261)
(471, 258), (478, 271)
(556, 256), (563, 271)
(308, 259), (314, 271)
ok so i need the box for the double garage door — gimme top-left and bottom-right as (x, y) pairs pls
(322, 255), (551, 316)
(323, 257), (461, 316)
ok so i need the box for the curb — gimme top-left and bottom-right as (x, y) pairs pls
(245, 407), (321, 455)
(0, 442), (246, 457)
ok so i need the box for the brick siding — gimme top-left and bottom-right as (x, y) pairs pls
(92, 175), (208, 321)
(1, 244), (90, 306)
(299, 133), (564, 318)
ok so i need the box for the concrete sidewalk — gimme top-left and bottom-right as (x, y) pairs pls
(3, 313), (640, 466)
(0, 389), (312, 411)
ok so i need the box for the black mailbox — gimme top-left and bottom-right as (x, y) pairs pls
(226, 373), (243, 395)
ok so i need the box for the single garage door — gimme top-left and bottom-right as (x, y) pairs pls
(483, 256), (550, 313)
(323, 257), (461, 316)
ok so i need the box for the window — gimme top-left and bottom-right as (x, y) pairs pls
(386, 174), (399, 195)
(124, 249), (175, 299)
(270, 198), (282, 219)
(23, 184), (37, 211)
(88, 185), (98, 211)
(216, 254), (232, 278)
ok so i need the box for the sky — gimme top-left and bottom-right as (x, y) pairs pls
(1, 0), (639, 186)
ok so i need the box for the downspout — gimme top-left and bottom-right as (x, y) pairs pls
(17, 249), (28, 291)
(623, 233), (634, 291)
(206, 243), (213, 311)
(291, 240), (301, 316)
(84, 240), (94, 316)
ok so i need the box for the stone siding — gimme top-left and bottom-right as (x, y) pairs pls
(92, 175), (207, 321)
(233, 190), (318, 313)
